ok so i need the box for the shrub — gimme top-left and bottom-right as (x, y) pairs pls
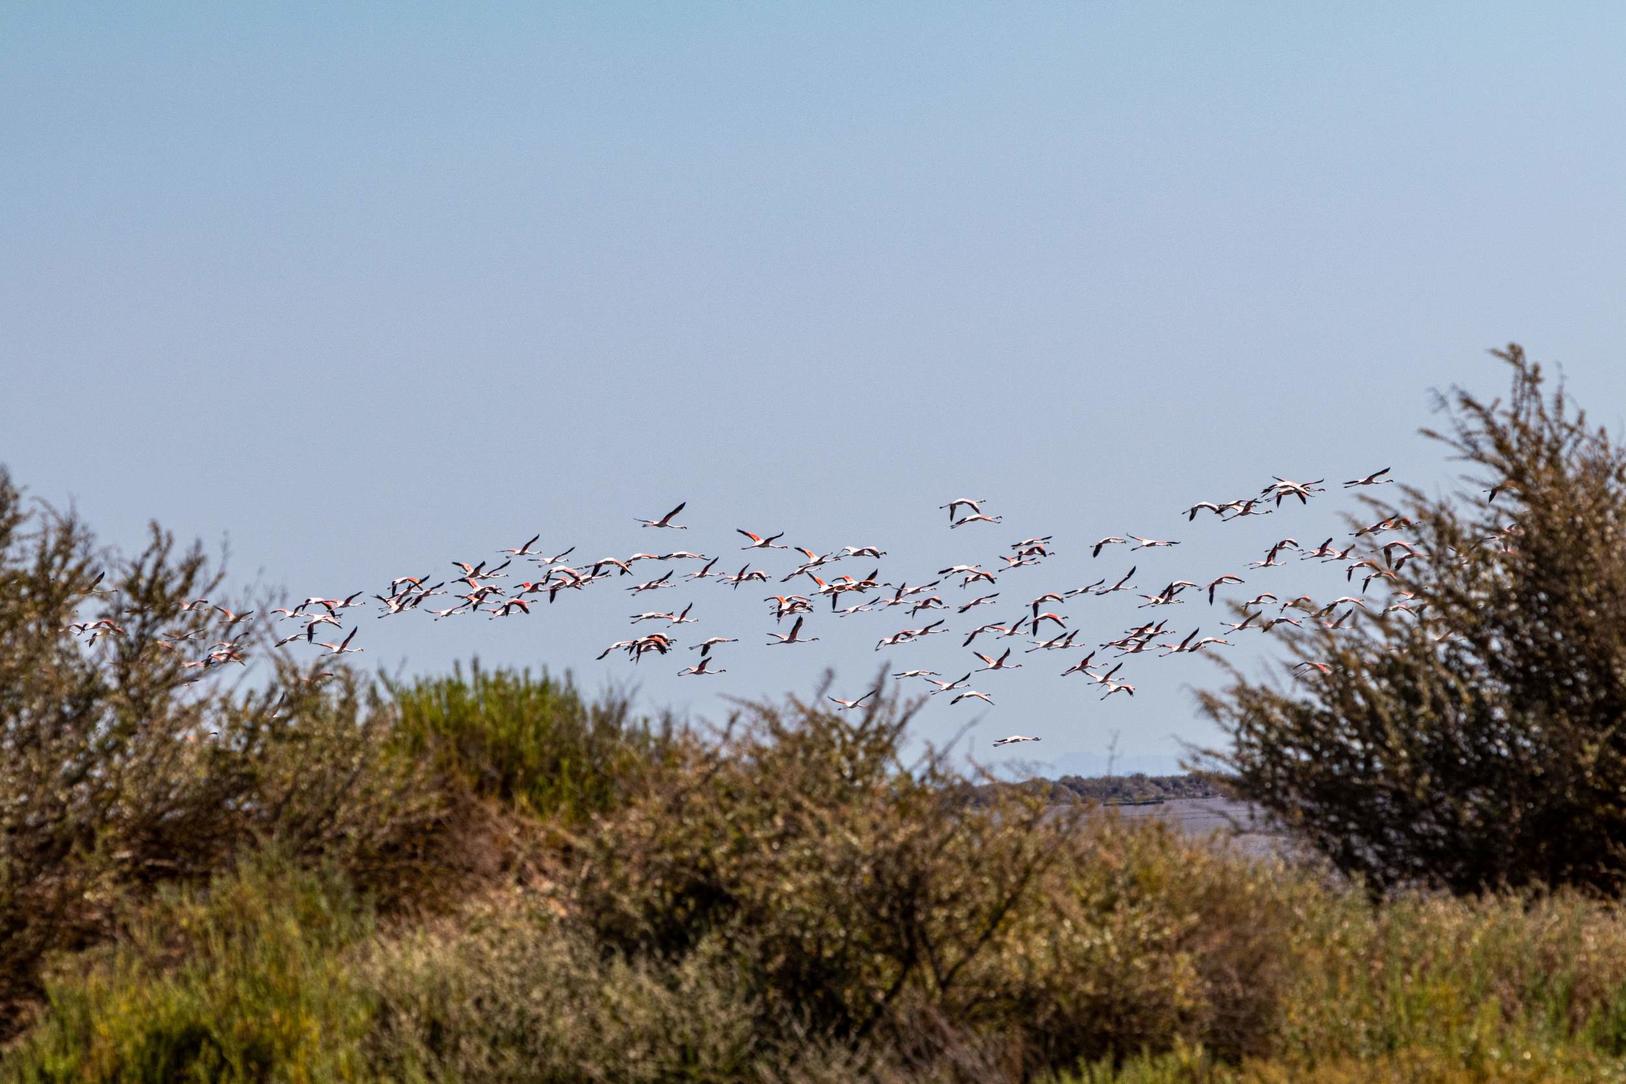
(1274, 886), (1626, 1068)
(978, 815), (1301, 1069)
(16, 667), (1626, 1080)
(1, 851), (376, 1083)
(388, 662), (675, 822)
(1200, 346), (1626, 894)
(569, 679), (1068, 1047)
(566, 678), (1311, 1076)
(363, 889), (766, 1083)
(0, 469), (446, 1035)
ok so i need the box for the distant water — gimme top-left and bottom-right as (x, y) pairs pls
(1081, 797), (1293, 860)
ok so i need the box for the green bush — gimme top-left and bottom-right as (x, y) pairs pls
(565, 680), (1310, 1077)
(0, 469), (446, 1036)
(362, 890), (766, 1083)
(1201, 346), (1626, 894)
(1274, 886), (1626, 1069)
(2, 851), (376, 1083)
(388, 662), (676, 821)
(13, 734), (1626, 1080)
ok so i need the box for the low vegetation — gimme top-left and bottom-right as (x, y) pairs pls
(9, 348), (1626, 1079)
(9, 652), (1626, 1081)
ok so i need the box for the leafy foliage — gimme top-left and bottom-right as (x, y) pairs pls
(1201, 346), (1626, 894)
(389, 661), (675, 821)
(2, 852), (376, 1083)
(0, 470), (443, 1034)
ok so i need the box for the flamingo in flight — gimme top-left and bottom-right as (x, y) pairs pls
(1206, 574), (1244, 604)
(1127, 535), (1179, 551)
(500, 533), (542, 556)
(1091, 536), (1126, 558)
(973, 648), (1021, 672)
(635, 502), (688, 529)
(313, 628), (363, 655)
(738, 529), (787, 550)
(1344, 467), (1392, 488)
(940, 497), (987, 521)
(766, 616), (819, 645)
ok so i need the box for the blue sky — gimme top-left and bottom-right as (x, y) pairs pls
(5, 3), (1626, 773)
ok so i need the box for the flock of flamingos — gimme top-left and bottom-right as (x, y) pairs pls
(66, 465), (1443, 749)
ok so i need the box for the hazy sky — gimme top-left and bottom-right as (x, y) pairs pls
(6, 3), (1626, 773)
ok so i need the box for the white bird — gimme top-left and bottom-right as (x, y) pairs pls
(491, 598), (531, 618)
(1060, 651), (1098, 676)
(631, 603), (694, 625)
(535, 546), (577, 565)
(719, 565), (769, 589)
(1184, 501), (1229, 521)
(1225, 498), (1275, 519)
(1027, 630), (1080, 653)
(828, 691), (876, 710)
(500, 533), (542, 556)
(914, 672), (965, 694)
(766, 616), (819, 645)
(589, 557), (635, 577)
(939, 564), (996, 586)
(939, 497), (987, 521)
(213, 605), (255, 628)
(627, 571), (675, 594)
(991, 733), (1039, 747)
(1126, 535), (1179, 551)
(1263, 477), (1325, 505)
(596, 638), (640, 661)
(1091, 536), (1126, 558)
(961, 622), (1009, 648)
(689, 636), (738, 655)
(951, 689), (996, 706)
(1206, 574), (1245, 604)
(781, 547), (835, 580)
(313, 628), (363, 655)
(635, 502), (688, 529)
(737, 529), (786, 550)
(1344, 466), (1393, 488)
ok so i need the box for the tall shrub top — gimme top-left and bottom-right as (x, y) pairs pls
(1202, 346), (1626, 894)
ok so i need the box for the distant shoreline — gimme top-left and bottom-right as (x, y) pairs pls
(1044, 771), (1231, 804)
